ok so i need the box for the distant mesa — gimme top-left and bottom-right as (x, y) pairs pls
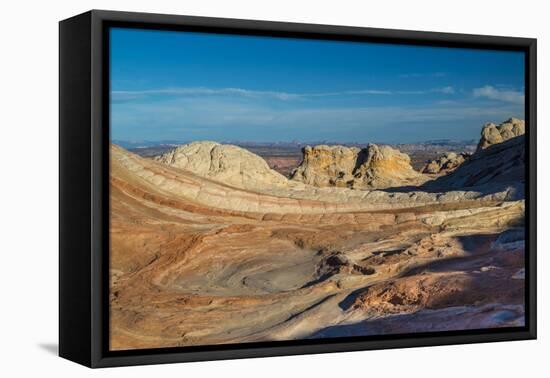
(290, 144), (427, 189)
(477, 117), (525, 151)
(421, 152), (470, 175)
(154, 141), (291, 190)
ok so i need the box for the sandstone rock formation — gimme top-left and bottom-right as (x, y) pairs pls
(112, 144), (515, 216)
(354, 144), (428, 188)
(109, 142), (525, 350)
(426, 130), (525, 193)
(110, 116), (527, 350)
(290, 145), (361, 188)
(154, 141), (291, 190)
(291, 144), (427, 189)
(477, 117), (525, 151)
(422, 152), (470, 174)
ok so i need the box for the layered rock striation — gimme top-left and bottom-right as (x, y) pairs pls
(109, 119), (526, 350)
(112, 144), (515, 216)
(110, 143), (525, 349)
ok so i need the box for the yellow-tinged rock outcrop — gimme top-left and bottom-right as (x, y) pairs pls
(291, 143), (427, 189)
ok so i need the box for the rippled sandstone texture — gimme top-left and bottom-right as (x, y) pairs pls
(109, 121), (525, 351)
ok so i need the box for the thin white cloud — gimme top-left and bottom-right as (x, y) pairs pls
(111, 85), (456, 102)
(473, 85), (524, 105)
(112, 87), (301, 101)
(111, 93), (523, 142)
(438, 86), (455, 94)
(398, 72), (447, 78)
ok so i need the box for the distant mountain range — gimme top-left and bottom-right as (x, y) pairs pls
(112, 140), (184, 149)
(114, 139), (477, 150)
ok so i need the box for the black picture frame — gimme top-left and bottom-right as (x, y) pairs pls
(59, 9), (537, 368)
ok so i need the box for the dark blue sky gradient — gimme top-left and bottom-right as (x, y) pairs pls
(110, 27), (525, 143)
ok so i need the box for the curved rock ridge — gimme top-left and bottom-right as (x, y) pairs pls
(425, 134), (525, 192)
(110, 142), (525, 350)
(154, 141), (294, 191)
(422, 152), (470, 174)
(291, 144), (427, 189)
(477, 118), (525, 151)
(111, 144), (516, 215)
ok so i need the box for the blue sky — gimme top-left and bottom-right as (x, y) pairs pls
(110, 27), (525, 143)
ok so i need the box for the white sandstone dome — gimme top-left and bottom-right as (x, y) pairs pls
(154, 141), (290, 190)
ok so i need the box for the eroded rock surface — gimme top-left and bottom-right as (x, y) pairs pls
(477, 118), (525, 151)
(110, 137), (525, 350)
(291, 144), (427, 189)
(154, 141), (291, 190)
(290, 145), (360, 188)
(422, 152), (470, 174)
(425, 134), (525, 192)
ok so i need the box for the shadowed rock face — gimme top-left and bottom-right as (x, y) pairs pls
(477, 118), (525, 151)
(425, 134), (525, 193)
(420, 118), (525, 195)
(109, 128), (525, 350)
(291, 144), (427, 189)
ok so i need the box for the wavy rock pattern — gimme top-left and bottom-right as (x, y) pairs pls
(110, 132), (525, 350)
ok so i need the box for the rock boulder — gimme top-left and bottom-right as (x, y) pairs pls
(422, 152), (470, 174)
(477, 118), (525, 151)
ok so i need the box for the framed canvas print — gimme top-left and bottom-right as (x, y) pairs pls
(59, 10), (537, 368)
